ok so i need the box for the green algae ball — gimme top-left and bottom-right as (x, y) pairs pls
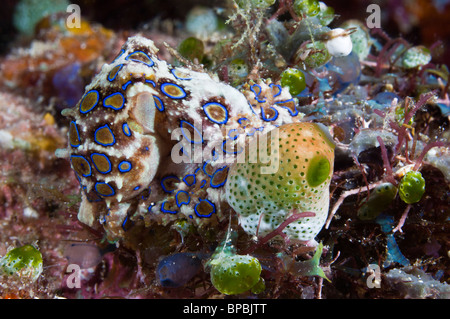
(0, 244), (43, 282)
(210, 254), (262, 295)
(357, 183), (398, 220)
(402, 46), (431, 69)
(281, 68), (306, 96)
(303, 41), (331, 69)
(399, 171), (425, 204)
(178, 37), (204, 62)
(228, 58), (249, 85)
(293, 0), (320, 17)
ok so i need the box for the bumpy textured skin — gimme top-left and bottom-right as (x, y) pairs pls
(60, 35), (312, 241)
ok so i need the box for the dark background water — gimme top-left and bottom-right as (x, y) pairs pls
(0, 0), (449, 66)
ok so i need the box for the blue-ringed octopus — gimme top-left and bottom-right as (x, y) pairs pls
(56, 35), (330, 242)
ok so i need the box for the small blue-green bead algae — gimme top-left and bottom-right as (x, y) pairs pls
(280, 68), (306, 96)
(398, 171), (426, 204)
(293, 0), (321, 17)
(210, 253), (263, 295)
(177, 37), (204, 62)
(0, 244), (43, 282)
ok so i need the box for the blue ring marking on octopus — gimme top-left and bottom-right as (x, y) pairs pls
(122, 80), (132, 91)
(161, 201), (178, 214)
(237, 117), (249, 128)
(121, 215), (135, 232)
(222, 139), (244, 154)
(183, 174), (196, 186)
(145, 79), (156, 87)
(153, 96), (164, 111)
(275, 99), (298, 116)
(161, 175), (180, 194)
(133, 186), (141, 191)
(250, 84), (261, 96)
(79, 90), (99, 114)
(108, 64), (124, 82)
(200, 180), (207, 189)
(202, 102), (229, 125)
(69, 121), (81, 147)
(121, 216), (128, 231)
(176, 190), (191, 207)
(269, 83), (282, 97)
(125, 50), (155, 67)
(180, 120), (204, 144)
(160, 82), (187, 99)
(228, 129), (239, 140)
(246, 127), (257, 136)
(171, 68), (192, 80)
(94, 182), (115, 197)
(112, 49), (125, 63)
(211, 148), (219, 161)
(118, 160), (132, 173)
(103, 92), (125, 110)
(94, 124), (116, 147)
(260, 106), (279, 122)
(122, 123), (132, 137)
(250, 84), (266, 103)
(194, 198), (216, 218)
(202, 161), (214, 177)
(70, 155), (92, 177)
(247, 102), (258, 115)
(210, 166), (229, 188)
(84, 188), (103, 203)
(90, 152), (112, 174)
